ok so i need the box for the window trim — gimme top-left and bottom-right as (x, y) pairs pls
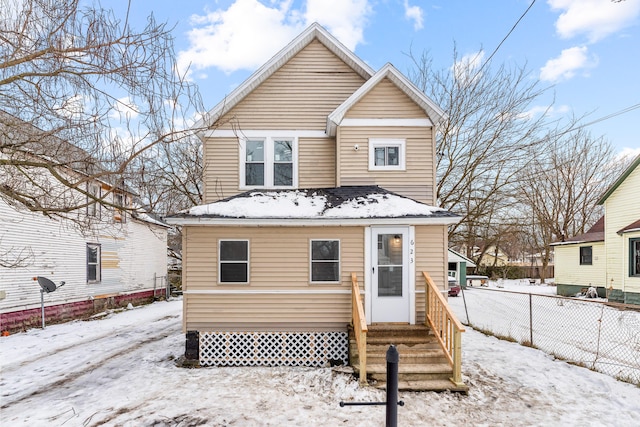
(87, 183), (101, 218)
(86, 243), (101, 283)
(630, 238), (640, 277)
(368, 138), (406, 171)
(239, 136), (298, 189)
(579, 246), (593, 266)
(309, 239), (341, 284)
(218, 239), (250, 284)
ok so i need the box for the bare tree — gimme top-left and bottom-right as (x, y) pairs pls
(407, 48), (553, 259)
(0, 0), (204, 221)
(516, 129), (617, 282)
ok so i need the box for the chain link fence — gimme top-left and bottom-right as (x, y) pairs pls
(453, 287), (640, 385)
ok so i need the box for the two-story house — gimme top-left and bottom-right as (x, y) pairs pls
(0, 114), (169, 332)
(167, 23), (465, 391)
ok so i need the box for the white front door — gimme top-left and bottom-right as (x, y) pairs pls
(371, 227), (410, 323)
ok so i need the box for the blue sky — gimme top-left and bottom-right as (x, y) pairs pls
(117, 0), (640, 156)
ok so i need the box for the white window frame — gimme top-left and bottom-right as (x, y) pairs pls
(86, 243), (101, 283)
(368, 138), (406, 171)
(218, 239), (250, 284)
(309, 239), (341, 284)
(87, 183), (101, 218)
(239, 136), (298, 189)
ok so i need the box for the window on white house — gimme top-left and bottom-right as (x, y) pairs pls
(241, 137), (297, 188)
(630, 239), (640, 277)
(579, 246), (592, 265)
(114, 192), (127, 223)
(310, 239), (340, 283)
(87, 183), (101, 217)
(219, 240), (249, 283)
(87, 243), (101, 283)
(368, 139), (406, 171)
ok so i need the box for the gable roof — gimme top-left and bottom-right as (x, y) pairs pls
(448, 249), (477, 268)
(165, 186), (460, 226)
(326, 63), (445, 136)
(193, 23), (375, 132)
(597, 154), (640, 205)
(552, 216), (605, 246)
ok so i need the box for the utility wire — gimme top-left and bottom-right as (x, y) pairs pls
(476, 0), (537, 75)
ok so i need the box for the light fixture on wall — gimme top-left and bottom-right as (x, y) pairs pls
(393, 235), (401, 245)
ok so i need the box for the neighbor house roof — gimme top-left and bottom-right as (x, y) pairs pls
(326, 63), (446, 136)
(448, 249), (477, 268)
(597, 154), (640, 205)
(618, 219), (640, 235)
(193, 23), (375, 133)
(165, 186), (460, 226)
(551, 216), (605, 246)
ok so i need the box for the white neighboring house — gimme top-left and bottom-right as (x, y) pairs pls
(0, 124), (168, 332)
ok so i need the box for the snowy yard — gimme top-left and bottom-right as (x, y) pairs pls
(450, 279), (640, 385)
(1, 298), (639, 426)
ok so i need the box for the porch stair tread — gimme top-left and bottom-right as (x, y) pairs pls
(375, 379), (469, 393)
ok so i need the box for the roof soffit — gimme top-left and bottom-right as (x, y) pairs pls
(194, 23), (375, 133)
(597, 154), (640, 205)
(326, 63), (445, 136)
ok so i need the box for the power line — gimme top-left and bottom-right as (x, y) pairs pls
(477, 0), (537, 75)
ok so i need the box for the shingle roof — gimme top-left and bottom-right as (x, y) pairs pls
(166, 186), (459, 222)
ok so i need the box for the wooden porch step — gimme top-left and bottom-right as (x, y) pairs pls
(378, 379), (469, 393)
(363, 363), (453, 381)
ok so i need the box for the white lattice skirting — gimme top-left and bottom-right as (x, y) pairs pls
(199, 331), (348, 367)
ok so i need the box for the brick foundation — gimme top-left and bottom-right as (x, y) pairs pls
(0, 289), (165, 333)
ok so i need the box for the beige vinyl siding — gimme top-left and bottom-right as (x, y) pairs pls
(216, 40), (366, 131)
(337, 126), (435, 204)
(299, 137), (336, 188)
(604, 166), (640, 293)
(554, 242), (606, 288)
(182, 226), (364, 331)
(414, 225), (448, 323)
(345, 78), (426, 119)
(202, 137), (239, 203)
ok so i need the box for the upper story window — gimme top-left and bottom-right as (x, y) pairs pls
(114, 192), (127, 223)
(579, 246), (592, 265)
(630, 238), (640, 277)
(241, 137), (298, 189)
(87, 183), (101, 218)
(369, 139), (406, 171)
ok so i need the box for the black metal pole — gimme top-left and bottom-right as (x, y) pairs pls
(386, 345), (399, 427)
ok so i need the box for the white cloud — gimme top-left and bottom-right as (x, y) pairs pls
(403, 0), (424, 30)
(177, 0), (371, 76)
(548, 0), (640, 42)
(521, 104), (571, 120)
(539, 46), (597, 82)
(617, 146), (640, 160)
(452, 50), (484, 85)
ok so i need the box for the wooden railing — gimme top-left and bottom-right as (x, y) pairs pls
(351, 272), (368, 385)
(423, 271), (465, 386)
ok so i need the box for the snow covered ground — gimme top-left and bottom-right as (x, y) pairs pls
(2, 298), (640, 426)
(450, 279), (640, 385)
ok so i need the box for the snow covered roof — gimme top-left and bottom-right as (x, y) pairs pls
(448, 249), (477, 267)
(165, 186), (460, 226)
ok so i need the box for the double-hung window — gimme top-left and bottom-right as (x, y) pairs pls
(219, 240), (249, 283)
(630, 238), (640, 277)
(579, 246), (592, 265)
(310, 239), (340, 283)
(241, 137), (297, 188)
(87, 243), (101, 283)
(369, 139), (406, 171)
(87, 183), (101, 218)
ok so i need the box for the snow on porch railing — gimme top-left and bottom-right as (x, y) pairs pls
(351, 272), (368, 385)
(423, 271), (465, 387)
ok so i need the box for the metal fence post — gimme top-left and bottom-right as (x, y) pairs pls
(529, 293), (533, 347)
